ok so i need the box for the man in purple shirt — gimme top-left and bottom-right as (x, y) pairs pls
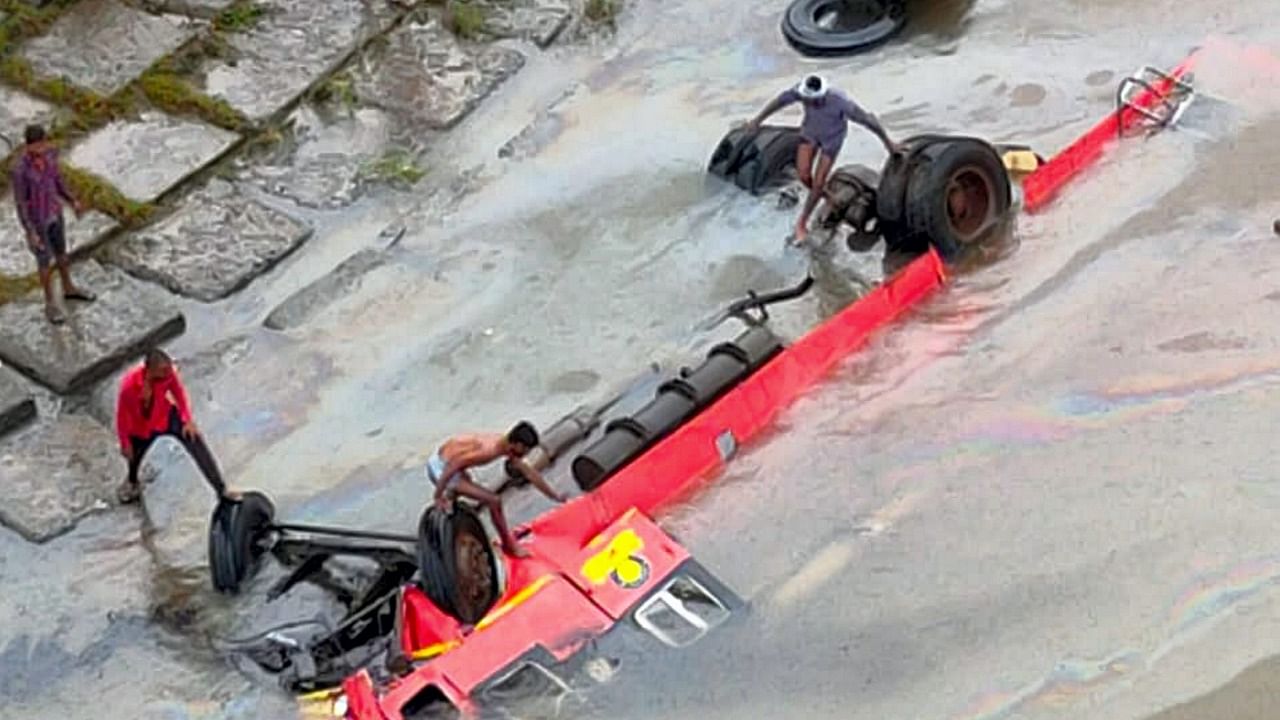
(11, 124), (96, 324)
(747, 74), (898, 245)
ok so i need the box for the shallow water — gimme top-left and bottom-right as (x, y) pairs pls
(3, 0), (1280, 718)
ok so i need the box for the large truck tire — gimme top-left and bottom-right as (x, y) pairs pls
(416, 506), (502, 625)
(781, 0), (907, 57)
(709, 125), (803, 195)
(209, 491), (276, 594)
(903, 138), (1011, 260)
(733, 130), (803, 194)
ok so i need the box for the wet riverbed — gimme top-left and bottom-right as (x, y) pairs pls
(3, 0), (1279, 718)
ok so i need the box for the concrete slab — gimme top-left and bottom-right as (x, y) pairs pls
(481, 0), (572, 48)
(19, 0), (197, 96)
(103, 179), (313, 301)
(201, 0), (398, 122)
(0, 412), (120, 543)
(354, 19), (525, 132)
(0, 365), (36, 438)
(0, 87), (58, 143)
(0, 198), (118, 279)
(242, 105), (392, 209)
(67, 112), (239, 204)
(0, 260), (186, 394)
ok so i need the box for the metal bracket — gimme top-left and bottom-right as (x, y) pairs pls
(1115, 65), (1196, 138)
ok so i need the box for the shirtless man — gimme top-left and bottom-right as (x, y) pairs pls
(428, 422), (566, 558)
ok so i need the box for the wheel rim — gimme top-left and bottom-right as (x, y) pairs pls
(944, 167), (994, 243)
(454, 532), (494, 621)
(812, 0), (886, 32)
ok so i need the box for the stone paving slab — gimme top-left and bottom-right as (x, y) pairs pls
(0, 198), (118, 279)
(67, 112), (239, 204)
(19, 0), (198, 96)
(354, 19), (526, 132)
(103, 179), (313, 301)
(0, 365), (36, 438)
(201, 0), (398, 122)
(144, 0), (236, 17)
(265, 247), (386, 330)
(481, 0), (572, 48)
(0, 86), (57, 145)
(0, 412), (120, 543)
(240, 105), (391, 209)
(0, 260), (186, 394)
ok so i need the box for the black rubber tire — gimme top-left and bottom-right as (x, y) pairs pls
(903, 138), (1011, 261)
(875, 134), (958, 226)
(733, 130), (802, 194)
(781, 0), (907, 57)
(708, 127), (753, 178)
(208, 491), (276, 594)
(709, 125), (802, 192)
(880, 219), (927, 255)
(416, 506), (502, 625)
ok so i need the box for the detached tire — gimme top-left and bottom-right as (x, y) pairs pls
(733, 129), (802, 195)
(903, 138), (1011, 260)
(417, 506), (502, 625)
(709, 125), (803, 195)
(782, 0), (907, 57)
(209, 491), (276, 594)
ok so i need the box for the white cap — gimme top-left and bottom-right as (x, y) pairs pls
(796, 74), (828, 100)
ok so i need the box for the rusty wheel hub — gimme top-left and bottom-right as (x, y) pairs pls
(454, 533), (494, 621)
(945, 168), (994, 242)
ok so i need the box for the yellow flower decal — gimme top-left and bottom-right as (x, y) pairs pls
(581, 528), (651, 589)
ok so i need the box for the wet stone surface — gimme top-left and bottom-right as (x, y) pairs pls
(0, 261), (186, 394)
(19, 0), (197, 96)
(201, 0), (400, 122)
(0, 199), (117, 279)
(68, 112), (239, 204)
(0, 412), (119, 543)
(238, 105), (392, 209)
(0, 87), (57, 145)
(265, 246), (389, 330)
(354, 18), (526, 132)
(140, 0), (236, 17)
(103, 179), (313, 301)
(0, 366), (36, 438)
(480, 0), (572, 48)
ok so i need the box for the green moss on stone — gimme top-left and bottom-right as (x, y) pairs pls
(584, 0), (621, 23)
(60, 164), (155, 226)
(213, 1), (266, 32)
(446, 1), (488, 40)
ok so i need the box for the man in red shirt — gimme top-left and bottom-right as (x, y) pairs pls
(114, 348), (231, 504)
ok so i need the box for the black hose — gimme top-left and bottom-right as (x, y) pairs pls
(696, 274), (815, 331)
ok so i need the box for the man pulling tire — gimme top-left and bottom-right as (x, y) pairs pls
(746, 74), (899, 246)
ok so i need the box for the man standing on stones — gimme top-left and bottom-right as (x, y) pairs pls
(115, 349), (234, 504)
(10, 123), (95, 324)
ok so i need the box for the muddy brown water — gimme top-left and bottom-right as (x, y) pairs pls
(3, 0), (1280, 718)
